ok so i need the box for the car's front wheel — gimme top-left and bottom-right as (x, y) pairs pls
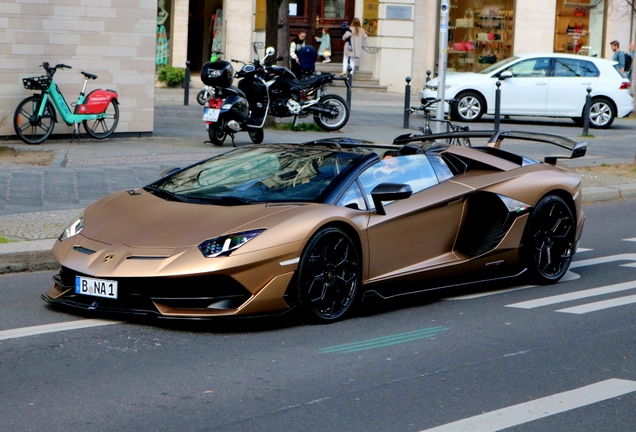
(521, 195), (575, 284)
(296, 227), (361, 323)
(451, 91), (486, 122)
(588, 97), (616, 129)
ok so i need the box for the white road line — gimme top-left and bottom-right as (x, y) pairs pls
(623, 238), (636, 242)
(0, 319), (122, 341)
(576, 247), (593, 252)
(420, 379), (636, 432)
(557, 294), (636, 314)
(570, 253), (636, 269)
(505, 280), (636, 309)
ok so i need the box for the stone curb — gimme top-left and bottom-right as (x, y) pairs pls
(1, 185), (635, 274)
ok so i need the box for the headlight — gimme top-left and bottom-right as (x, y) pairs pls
(198, 229), (265, 258)
(59, 212), (85, 241)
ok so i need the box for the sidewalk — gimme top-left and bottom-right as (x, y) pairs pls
(1, 86), (635, 273)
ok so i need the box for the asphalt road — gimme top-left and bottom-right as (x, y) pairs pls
(1, 198), (636, 431)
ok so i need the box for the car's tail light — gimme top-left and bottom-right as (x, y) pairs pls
(207, 98), (224, 109)
(620, 82), (630, 90)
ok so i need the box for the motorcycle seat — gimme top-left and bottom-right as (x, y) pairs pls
(290, 73), (334, 88)
(222, 86), (247, 99)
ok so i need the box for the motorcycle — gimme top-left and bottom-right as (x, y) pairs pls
(200, 46), (350, 146)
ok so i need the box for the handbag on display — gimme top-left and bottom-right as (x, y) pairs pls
(566, 20), (575, 35)
(477, 32), (488, 41)
(574, 7), (586, 17)
(478, 48), (497, 64)
(456, 8), (474, 28)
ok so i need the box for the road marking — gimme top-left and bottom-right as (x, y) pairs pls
(420, 379), (636, 432)
(0, 319), (122, 341)
(576, 247), (593, 252)
(557, 294), (636, 314)
(570, 253), (636, 269)
(506, 280), (636, 309)
(319, 326), (450, 354)
(623, 238), (636, 242)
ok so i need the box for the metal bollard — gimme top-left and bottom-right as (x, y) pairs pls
(346, 66), (353, 109)
(184, 60), (191, 106)
(403, 76), (412, 129)
(494, 80), (501, 131)
(426, 70), (432, 83)
(582, 87), (592, 136)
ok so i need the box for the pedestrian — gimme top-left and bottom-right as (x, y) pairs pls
(341, 18), (367, 77)
(315, 27), (331, 63)
(290, 30), (306, 79)
(610, 40), (625, 73)
(628, 41), (634, 80)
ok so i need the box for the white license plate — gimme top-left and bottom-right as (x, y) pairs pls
(202, 108), (220, 122)
(75, 276), (118, 299)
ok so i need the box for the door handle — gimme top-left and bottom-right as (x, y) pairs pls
(581, 82), (592, 85)
(536, 82), (547, 85)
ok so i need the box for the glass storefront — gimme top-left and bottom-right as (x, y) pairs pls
(447, 0), (515, 72)
(554, 0), (605, 57)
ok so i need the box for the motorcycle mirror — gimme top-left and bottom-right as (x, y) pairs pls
(265, 46), (275, 57)
(276, 56), (284, 62)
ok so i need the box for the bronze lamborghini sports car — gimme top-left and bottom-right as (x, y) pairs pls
(44, 131), (586, 322)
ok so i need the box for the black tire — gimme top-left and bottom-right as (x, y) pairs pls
(521, 195), (575, 284)
(83, 99), (119, 139)
(588, 97), (616, 129)
(196, 89), (206, 106)
(13, 96), (55, 145)
(296, 227), (361, 323)
(208, 123), (226, 146)
(450, 91), (485, 122)
(313, 94), (350, 131)
(248, 128), (264, 144)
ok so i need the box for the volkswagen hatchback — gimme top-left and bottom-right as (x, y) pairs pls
(420, 53), (633, 128)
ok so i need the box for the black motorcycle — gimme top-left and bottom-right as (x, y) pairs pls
(200, 47), (350, 146)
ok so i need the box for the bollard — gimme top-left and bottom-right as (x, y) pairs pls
(426, 70), (432, 83)
(582, 87), (592, 136)
(494, 80), (501, 131)
(346, 66), (353, 109)
(184, 60), (191, 106)
(403, 76), (412, 129)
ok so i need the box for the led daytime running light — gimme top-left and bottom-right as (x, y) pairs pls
(198, 229), (265, 258)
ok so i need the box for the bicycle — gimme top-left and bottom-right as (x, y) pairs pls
(407, 97), (471, 147)
(13, 62), (119, 144)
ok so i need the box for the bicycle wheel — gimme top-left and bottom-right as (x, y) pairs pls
(13, 96), (56, 145)
(83, 100), (119, 139)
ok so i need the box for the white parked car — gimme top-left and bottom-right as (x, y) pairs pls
(420, 53), (633, 128)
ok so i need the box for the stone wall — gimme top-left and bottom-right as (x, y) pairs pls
(0, 0), (157, 137)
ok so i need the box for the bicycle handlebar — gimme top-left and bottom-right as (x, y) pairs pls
(40, 62), (72, 77)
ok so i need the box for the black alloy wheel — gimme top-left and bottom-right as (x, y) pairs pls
(297, 227), (361, 322)
(522, 195), (575, 284)
(208, 123), (226, 146)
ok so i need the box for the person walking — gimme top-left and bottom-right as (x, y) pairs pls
(315, 28), (332, 63)
(610, 40), (625, 73)
(290, 30), (306, 79)
(341, 18), (367, 77)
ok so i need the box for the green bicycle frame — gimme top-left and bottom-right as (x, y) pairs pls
(37, 78), (105, 126)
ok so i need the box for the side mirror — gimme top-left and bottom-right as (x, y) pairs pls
(160, 167), (181, 177)
(265, 46), (275, 57)
(371, 183), (413, 215)
(499, 70), (513, 80)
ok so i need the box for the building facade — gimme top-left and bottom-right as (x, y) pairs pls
(0, 0), (632, 136)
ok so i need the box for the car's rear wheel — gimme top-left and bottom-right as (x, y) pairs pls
(296, 227), (361, 323)
(588, 97), (616, 129)
(451, 91), (485, 122)
(521, 195), (575, 284)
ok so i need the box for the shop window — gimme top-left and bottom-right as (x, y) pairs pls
(554, 0), (605, 57)
(289, 1), (305, 17)
(447, 0), (515, 72)
(362, 0), (378, 35)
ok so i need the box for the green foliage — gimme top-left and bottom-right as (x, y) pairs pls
(157, 66), (186, 85)
(0, 236), (15, 243)
(272, 122), (324, 132)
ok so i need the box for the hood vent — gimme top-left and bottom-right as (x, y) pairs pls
(73, 246), (96, 255)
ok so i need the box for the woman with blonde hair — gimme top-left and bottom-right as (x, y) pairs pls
(341, 18), (367, 77)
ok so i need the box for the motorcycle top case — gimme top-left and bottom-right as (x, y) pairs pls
(77, 89), (117, 114)
(201, 60), (234, 87)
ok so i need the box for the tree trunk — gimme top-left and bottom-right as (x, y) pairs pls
(277, 0), (290, 65)
(265, 0), (283, 54)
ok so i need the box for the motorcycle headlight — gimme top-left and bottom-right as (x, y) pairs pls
(198, 229), (265, 258)
(59, 212), (85, 241)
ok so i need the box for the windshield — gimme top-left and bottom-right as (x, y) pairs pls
(147, 146), (366, 204)
(478, 56), (520, 75)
